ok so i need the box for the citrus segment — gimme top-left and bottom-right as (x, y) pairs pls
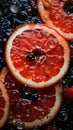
(5, 24), (70, 88)
(0, 68), (9, 128)
(37, 0), (73, 39)
(2, 68), (63, 129)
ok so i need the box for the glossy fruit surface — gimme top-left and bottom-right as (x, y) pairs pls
(64, 87), (73, 100)
(5, 23), (70, 88)
(37, 0), (73, 39)
(0, 1), (73, 130)
(0, 68), (9, 128)
(0, 67), (63, 129)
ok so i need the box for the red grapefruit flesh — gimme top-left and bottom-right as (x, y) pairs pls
(37, 0), (73, 39)
(2, 68), (63, 129)
(0, 68), (9, 128)
(5, 24), (70, 89)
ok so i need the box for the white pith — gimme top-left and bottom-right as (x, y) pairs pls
(5, 24), (70, 88)
(11, 83), (63, 129)
(0, 68), (63, 129)
(37, 0), (73, 40)
(0, 68), (9, 128)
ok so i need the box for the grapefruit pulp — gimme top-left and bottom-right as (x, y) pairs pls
(37, 0), (73, 39)
(0, 67), (63, 129)
(5, 23), (70, 89)
(0, 68), (9, 128)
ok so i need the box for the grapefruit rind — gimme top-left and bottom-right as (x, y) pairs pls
(37, 0), (73, 40)
(5, 24), (70, 88)
(0, 68), (63, 129)
(0, 68), (9, 128)
(9, 83), (63, 129)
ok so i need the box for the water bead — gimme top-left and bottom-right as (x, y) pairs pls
(10, 2), (21, 14)
(63, 1), (73, 15)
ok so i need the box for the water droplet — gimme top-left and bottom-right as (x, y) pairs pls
(63, 1), (73, 15)
(10, 3), (21, 14)
(31, 92), (38, 102)
(59, 111), (68, 122)
(26, 109), (31, 117)
(12, 83), (15, 87)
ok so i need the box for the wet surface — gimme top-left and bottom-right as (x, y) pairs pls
(0, 0), (73, 130)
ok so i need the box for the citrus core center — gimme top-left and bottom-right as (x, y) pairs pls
(26, 48), (46, 63)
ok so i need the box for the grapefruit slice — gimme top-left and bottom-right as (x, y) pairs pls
(1, 68), (63, 129)
(5, 23), (70, 88)
(37, 0), (73, 40)
(0, 68), (9, 128)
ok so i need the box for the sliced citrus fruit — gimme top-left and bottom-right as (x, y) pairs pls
(0, 68), (9, 128)
(37, 0), (73, 40)
(5, 23), (70, 88)
(64, 87), (73, 101)
(1, 68), (63, 129)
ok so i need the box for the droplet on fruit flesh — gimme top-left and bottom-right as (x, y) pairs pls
(26, 48), (46, 63)
(1, 1), (73, 130)
(63, 1), (73, 15)
(22, 89), (38, 102)
(31, 91), (38, 102)
(26, 52), (36, 61)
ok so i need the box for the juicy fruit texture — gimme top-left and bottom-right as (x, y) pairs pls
(0, 68), (9, 128)
(37, 0), (73, 39)
(2, 68), (63, 129)
(5, 24), (70, 88)
(64, 87), (73, 101)
(0, 1), (73, 130)
(0, 0), (41, 43)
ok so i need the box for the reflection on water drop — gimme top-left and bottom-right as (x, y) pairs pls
(10, 2), (21, 14)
